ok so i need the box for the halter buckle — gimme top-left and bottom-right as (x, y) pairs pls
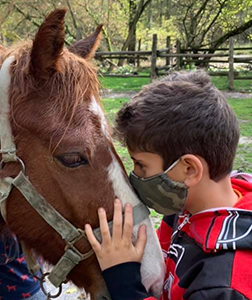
(64, 228), (94, 260)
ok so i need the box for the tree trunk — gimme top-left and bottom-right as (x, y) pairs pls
(147, 1), (152, 29)
(166, 0), (171, 19)
(128, 0), (137, 64)
(118, 0), (152, 66)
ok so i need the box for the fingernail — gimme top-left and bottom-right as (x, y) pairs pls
(98, 208), (104, 213)
(115, 198), (120, 204)
(126, 203), (132, 208)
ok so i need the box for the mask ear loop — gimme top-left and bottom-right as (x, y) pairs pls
(164, 158), (181, 174)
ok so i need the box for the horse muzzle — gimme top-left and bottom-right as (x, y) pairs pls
(95, 289), (112, 300)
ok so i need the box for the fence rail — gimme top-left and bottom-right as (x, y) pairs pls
(95, 36), (252, 90)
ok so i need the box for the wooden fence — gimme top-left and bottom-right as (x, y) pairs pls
(95, 35), (252, 90)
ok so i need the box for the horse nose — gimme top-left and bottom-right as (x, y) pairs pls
(96, 289), (112, 300)
(97, 294), (112, 300)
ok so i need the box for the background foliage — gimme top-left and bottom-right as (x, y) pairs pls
(0, 0), (251, 51)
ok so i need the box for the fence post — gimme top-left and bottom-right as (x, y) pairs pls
(137, 39), (142, 70)
(151, 34), (158, 80)
(166, 36), (171, 68)
(176, 40), (182, 70)
(228, 37), (234, 90)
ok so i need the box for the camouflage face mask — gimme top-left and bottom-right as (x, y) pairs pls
(129, 159), (188, 215)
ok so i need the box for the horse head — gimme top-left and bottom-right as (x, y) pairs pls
(0, 9), (165, 300)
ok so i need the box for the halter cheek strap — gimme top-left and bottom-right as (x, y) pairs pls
(0, 56), (150, 292)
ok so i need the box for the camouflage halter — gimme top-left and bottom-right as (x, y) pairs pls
(129, 159), (188, 215)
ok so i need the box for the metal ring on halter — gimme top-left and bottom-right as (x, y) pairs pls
(0, 156), (25, 174)
(40, 272), (63, 299)
(16, 156), (26, 174)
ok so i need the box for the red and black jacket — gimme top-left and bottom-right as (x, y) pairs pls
(103, 177), (252, 300)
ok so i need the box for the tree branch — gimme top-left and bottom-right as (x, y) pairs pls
(199, 19), (252, 51)
(66, 0), (82, 40)
(194, 0), (209, 20)
(211, 19), (252, 49)
(80, 3), (113, 51)
(182, 3), (193, 46)
(200, 0), (228, 44)
(65, 23), (76, 44)
(12, 3), (41, 27)
(13, 17), (26, 31)
(187, 0), (208, 42)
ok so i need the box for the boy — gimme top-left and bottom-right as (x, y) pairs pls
(85, 71), (252, 300)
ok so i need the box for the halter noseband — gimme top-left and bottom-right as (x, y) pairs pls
(0, 56), (150, 295)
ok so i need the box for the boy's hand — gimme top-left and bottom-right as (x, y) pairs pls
(85, 199), (147, 271)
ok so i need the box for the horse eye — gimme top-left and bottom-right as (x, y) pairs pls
(56, 153), (88, 168)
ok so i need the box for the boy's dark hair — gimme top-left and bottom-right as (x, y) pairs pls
(115, 71), (240, 181)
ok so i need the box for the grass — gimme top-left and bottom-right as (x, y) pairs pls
(100, 76), (150, 91)
(230, 98), (252, 173)
(211, 76), (252, 92)
(99, 72), (252, 92)
(102, 96), (252, 174)
(234, 143), (252, 173)
(102, 97), (133, 173)
(228, 98), (252, 137)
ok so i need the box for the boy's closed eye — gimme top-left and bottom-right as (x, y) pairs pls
(134, 161), (145, 169)
(129, 151), (165, 178)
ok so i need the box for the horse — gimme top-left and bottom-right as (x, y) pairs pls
(0, 9), (165, 300)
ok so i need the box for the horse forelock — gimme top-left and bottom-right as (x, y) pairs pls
(2, 41), (103, 153)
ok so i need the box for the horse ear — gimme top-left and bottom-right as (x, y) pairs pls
(68, 25), (103, 59)
(30, 9), (67, 79)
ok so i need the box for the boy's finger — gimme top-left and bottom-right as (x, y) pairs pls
(123, 203), (133, 243)
(85, 224), (101, 253)
(98, 208), (111, 245)
(112, 199), (123, 241)
(135, 225), (147, 257)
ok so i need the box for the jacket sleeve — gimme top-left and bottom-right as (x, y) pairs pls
(187, 287), (249, 300)
(102, 262), (158, 300)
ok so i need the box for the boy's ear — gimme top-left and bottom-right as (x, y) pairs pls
(180, 155), (204, 187)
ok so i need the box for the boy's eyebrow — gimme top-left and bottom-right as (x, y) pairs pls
(130, 157), (145, 164)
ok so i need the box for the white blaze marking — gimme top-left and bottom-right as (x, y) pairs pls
(0, 56), (17, 158)
(107, 153), (165, 298)
(0, 56), (15, 115)
(89, 96), (110, 138)
(107, 153), (139, 206)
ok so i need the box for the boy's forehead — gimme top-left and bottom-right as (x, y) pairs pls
(128, 149), (163, 163)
